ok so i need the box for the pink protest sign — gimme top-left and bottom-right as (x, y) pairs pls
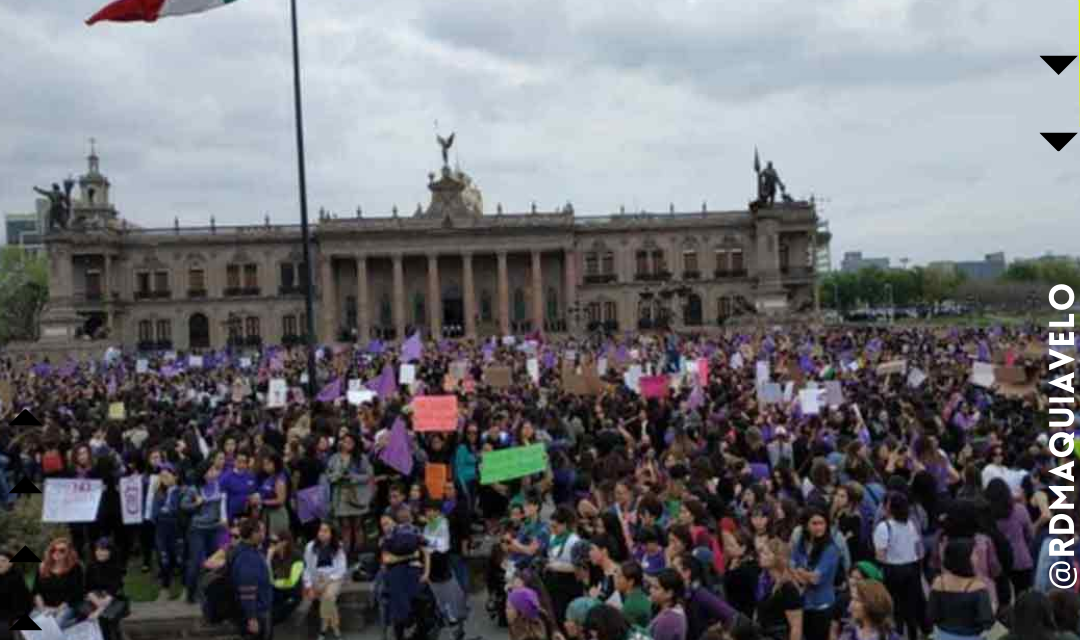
(412, 395), (459, 431)
(640, 375), (669, 399)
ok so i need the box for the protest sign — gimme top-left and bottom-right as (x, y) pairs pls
(348, 379), (362, 392)
(755, 361), (770, 387)
(480, 443), (548, 485)
(730, 352), (744, 370)
(449, 360), (468, 380)
(189, 355), (203, 368)
(758, 382), (782, 404)
(143, 474), (160, 521)
(994, 366), (1028, 385)
(597, 357), (608, 377)
(239, 357), (252, 369)
(412, 395), (459, 431)
(485, 365), (512, 388)
(426, 463), (448, 500)
(527, 358), (540, 384)
(400, 364), (417, 386)
(108, 402), (125, 421)
(782, 381), (794, 403)
(502, 336), (516, 346)
(624, 365), (643, 393)
(907, 368), (927, 388)
(640, 375), (669, 399)
(971, 361), (995, 388)
(876, 360), (907, 376)
(25, 614), (64, 640)
(267, 378), (288, 408)
(43, 478), (104, 523)
(120, 475), (143, 525)
(0, 380), (11, 409)
(164, 351), (177, 361)
(799, 388), (822, 415)
(136, 359), (149, 374)
(697, 358), (709, 386)
(823, 380), (844, 407)
(347, 389), (376, 406)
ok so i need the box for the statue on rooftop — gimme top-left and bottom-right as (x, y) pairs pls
(436, 132), (455, 166)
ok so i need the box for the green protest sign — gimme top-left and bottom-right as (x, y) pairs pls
(480, 443), (548, 485)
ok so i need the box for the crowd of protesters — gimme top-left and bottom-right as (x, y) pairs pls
(0, 322), (1078, 640)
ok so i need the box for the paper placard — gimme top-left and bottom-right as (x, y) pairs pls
(502, 336), (516, 346)
(971, 361), (995, 388)
(624, 365), (642, 393)
(731, 352), (744, 370)
(640, 375), (669, 399)
(426, 463), (448, 500)
(188, 355), (203, 368)
(347, 389), (376, 406)
(485, 365), (513, 388)
(876, 360), (907, 376)
(756, 361), (770, 387)
(994, 366), (1028, 385)
(412, 395), (459, 431)
(400, 364), (417, 386)
(164, 351), (177, 362)
(597, 357), (608, 377)
(42, 478), (104, 523)
(823, 380), (844, 407)
(136, 359), (149, 374)
(239, 357), (252, 369)
(108, 402), (126, 421)
(120, 475), (144, 525)
(480, 443), (548, 485)
(799, 389), (822, 415)
(527, 358), (540, 384)
(24, 613), (64, 640)
(758, 382), (782, 404)
(348, 379), (362, 392)
(907, 368), (927, 388)
(267, 378), (288, 408)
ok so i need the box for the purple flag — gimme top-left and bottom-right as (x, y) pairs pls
(32, 362), (52, 377)
(542, 350), (557, 370)
(687, 385), (704, 410)
(401, 332), (423, 363)
(482, 343), (495, 362)
(107, 375), (117, 396)
(367, 364), (397, 400)
(296, 485), (328, 524)
(316, 378), (342, 402)
(367, 339), (385, 355)
(799, 354), (815, 374)
(977, 340), (990, 363)
(379, 417), (414, 475)
(615, 345), (629, 364)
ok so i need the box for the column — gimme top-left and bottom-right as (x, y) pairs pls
(462, 252), (476, 339)
(356, 254), (370, 343)
(564, 247), (577, 332)
(531, 250), (544, 333)
(392, 253), (406, 339)
(427, 253), (442, 338)
(320, 256), (336, 342)
(103, 255), (114, 335)
(497, 251), (510, 336)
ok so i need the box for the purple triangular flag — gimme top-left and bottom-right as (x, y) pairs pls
(367, 339), (384, 355)
(367, 364), (397, 400)
(687, 384), (704, 410)
(316, 378), (342, 402)
(977, 340), (990, 363)
(379, 417), (414, 475)
(401, 332), (423, 363)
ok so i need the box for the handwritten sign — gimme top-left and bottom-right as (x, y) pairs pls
(400, 364), (417, 386)
(971, 362), (995, 388)
(426, 463), (448, 500)
(108, 402), (126, 421)
(42, 478), (104, 523)
(136, 359), (149, 374)
(412, 395), (459, 431)
(480, 443), (548, 485)
(526, 358), (540, 384)
(640, 375), (669, 399)
(876, 360), (907, 376)
(267, 378), (288, 408)
(485, 365), (512, 389)
(120, 475), (144, 525)
(347, 389), (376, 406)
(189, 355), (203, 369)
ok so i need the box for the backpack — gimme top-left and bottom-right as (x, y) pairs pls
(200, 546), (243, 624)
(42, 449), (64, 475)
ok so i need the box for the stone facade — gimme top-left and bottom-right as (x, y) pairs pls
(32, 153), (826, 352)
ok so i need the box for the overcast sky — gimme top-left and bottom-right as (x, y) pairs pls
(1, 0), (1076, 266)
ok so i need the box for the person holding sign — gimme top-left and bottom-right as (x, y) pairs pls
(32, 537), (86, 630)
(180, 462), (228, 604)
(326, 433), (372, 563)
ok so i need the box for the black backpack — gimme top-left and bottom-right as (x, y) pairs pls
(201, 546), (244, 624)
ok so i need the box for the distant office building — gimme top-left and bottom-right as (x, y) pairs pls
(4, 202), (46, 254)
(931, 252), (1006, 280)
(840, 251), (890, 273)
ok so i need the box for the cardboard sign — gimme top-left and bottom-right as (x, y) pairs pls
(876, 360), (907, 376)
(108, 402), (126, 421)
(640, 375), (669, 399)
(412, 395), (459, 431)
(0, 380), (13, 409)
(347, 389), (377, 406)
(42, 478), (104, 523)
(485, 365), (512, 389)
(480, 443), (548, 485)
(425, 463), (449, 500)
(971, 362), (995, 388)
(267, 378), (288, 408)
(400, 364), (417, 386)
(120, 475), (143, 525)
(994, 366), (1028, 385)
(189, 355), (203, 368)
(136, 359), (149, 374)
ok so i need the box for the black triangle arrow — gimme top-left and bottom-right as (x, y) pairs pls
(1041, 55), (1077, 74)
(9, 615), (40, 631)
(11, 546), (40, 563)
(10, 477), (41, 494)
(9, 409), (41, 427)
(1041, 132), (1077, 151)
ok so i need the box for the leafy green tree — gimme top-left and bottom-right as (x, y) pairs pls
(0, 247), (49, 344)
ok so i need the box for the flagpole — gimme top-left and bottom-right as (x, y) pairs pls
(289, 0), (319, 398)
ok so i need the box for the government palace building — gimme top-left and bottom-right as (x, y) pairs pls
(25, 145), (830, 354)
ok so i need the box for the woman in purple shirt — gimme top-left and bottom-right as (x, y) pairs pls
(649, 568), (688, 640)
(986, 478), (1033, 609)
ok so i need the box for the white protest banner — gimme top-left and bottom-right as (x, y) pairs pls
(597, 357), (608, 377)
(624, 365), (643, 393)
(24, 613), (64, 640)
(527, 358), (540, 384)
(907, 368), (927, 388)
(400, 364), (417, 386)
(347, 389), (376, 406)
(267, 378), (288, 408)
(239, 357), (252, 369)
(42, 478), (104, 523)
(164, 351), (177, 362)
(136, 359), (149, 374)
(758, 382), (782, 404)
(144, 474), (160, 521)
(799, 389), (822, 415)
(731, 352), (744, 370)
(348, 379), (362, 392)
(824, 380), (844, 407)
(188, 355), (203, 368)
(971, 361), (995, 388)
(120, 475), (143, 525)
(756, 361), (770, 387)
(65, 620), (105, 640)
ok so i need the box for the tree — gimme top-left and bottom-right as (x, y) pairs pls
(0, 247), (49, 344)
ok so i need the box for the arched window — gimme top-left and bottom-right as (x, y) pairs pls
(189, 313), (210, 349)
(684, 293), (703, 326)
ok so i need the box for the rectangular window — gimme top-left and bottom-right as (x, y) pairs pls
(652, 250), (666, 274)
(189, 268), (205, 291)
(731, 249), (744, 273)
(602, 252), (615, 275)
(585, 253), (599, 276)
(245, 317), (260, 338)
(635, 251), (649, 276)
(719, 297), (732, 318)
(154, 270), (169, 293)
(243, 264), (258, 289)
(156, 320), (171, 342)
(227, 264), (241, 289)
(587, 302), (601, 324)
(136, 272), (151, 295)
(683, 251), (698, 272)
(298, 262), (309, 290)
(779, 245), (790, 271)
(85, 270), (102, 298)
(715, 250), (729, 274)
(283, 315), (297, 336)
(138, 320), (153, 342)
(603, 301), (618, 323)
(280, 263), (295, 290)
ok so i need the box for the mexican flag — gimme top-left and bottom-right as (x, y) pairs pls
(86, 0), (240, 25)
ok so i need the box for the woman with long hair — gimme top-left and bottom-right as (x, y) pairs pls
(650, 568), (688, 640)
(927, 538), (994, 640)
(267, 531), (304, 625)
(872, 493), (926, 640)
(722, 528), (761, 619)
(1000, 590), (1078, 640)
(304, 521), (348, 640)
(326, 432), (371, 562)
(258, 453), (290, 537)
(755, 539), (803, 640)
(985, 478), (1034, 608)
(180, 460), (227, 604)
(32, 537), (85, 629)
(837, 580), (897, 640)
(506, 587), (558, 640)
(792, 509), (842, 640)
